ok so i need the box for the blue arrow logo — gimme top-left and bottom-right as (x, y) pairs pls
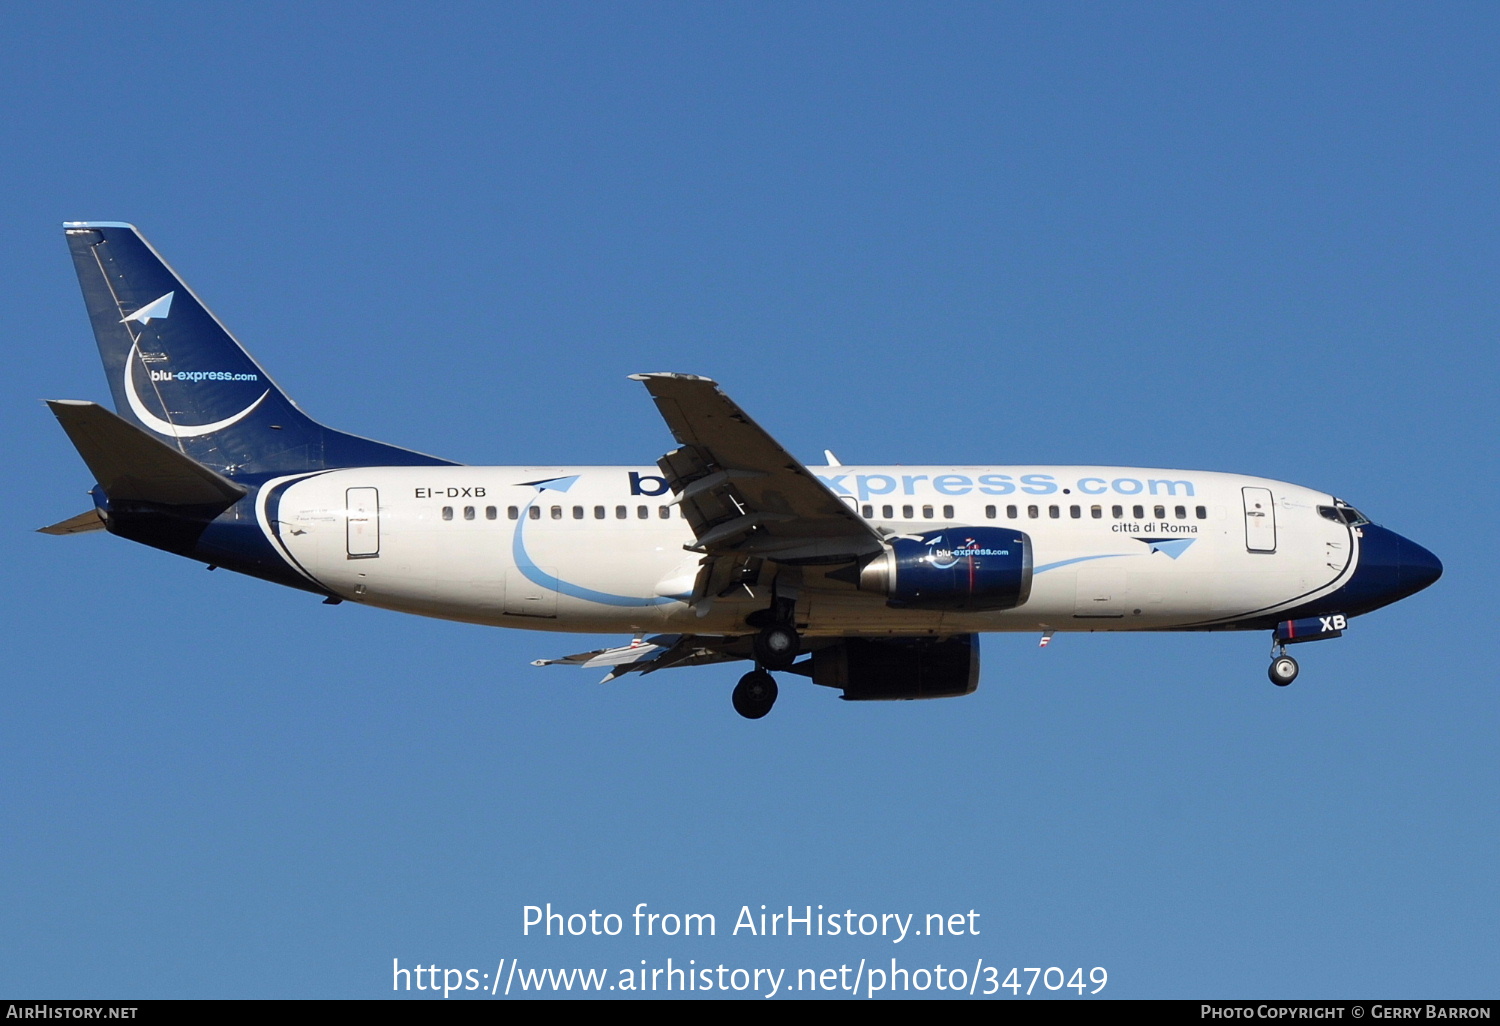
(1136, 537), (1196, 559)
(519, 475), (579, 492)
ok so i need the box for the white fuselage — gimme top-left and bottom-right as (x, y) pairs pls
(260, 464), (1356, 637)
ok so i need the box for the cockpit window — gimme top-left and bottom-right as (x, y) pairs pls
(1320, 503), (1371, 527)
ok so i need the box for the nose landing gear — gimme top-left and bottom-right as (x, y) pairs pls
(1266, 615), (1348, 687)
(1268, 636), (1299, 687)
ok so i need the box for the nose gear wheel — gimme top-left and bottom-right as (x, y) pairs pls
(1269, 655), (1299, 687)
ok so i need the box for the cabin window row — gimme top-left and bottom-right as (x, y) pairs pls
(856, 503), (1209, 521)
(439, 505), (679, 521)
(984, 503), (1206, 521)
(439, 501), (1207, 523)
(857, 504), (958, 520)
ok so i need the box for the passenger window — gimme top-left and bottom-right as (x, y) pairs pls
(1006, 505), (1018, 519)
(594, 506), (605, 519)
(659, 506), (671, 519)
(1154, 505), (1165, 519)
(572, 506), (584, 520)
(1175, 505), (1186, 519)
(486, 506), (497, 520)
(1112, 505), (1123, 519)
(985, 505), (996, 519)
(528, 506), (540, 520)
(882, 505), (894, 519)
(507, 506), (518, 520)
(1027, 505), (1039, 519)
(1196, 506), (1208, 519)
(902, 505), (914, 519)
(441, 506), (453, 521)
(942, 505), (954, 518)
(1048, 505), (1060, 519)
(1091, 505), (1102, 519)
(862, 504), (874, 518)
(463, 506), (475, 520)
(550, 505), (563, 520)
(637, 506), (648, 519)
(1069, 505), (1081, 518)
(922, 505), (934, 519)
(616, 506), (627, 520)
(1133, 505), (1144, 519)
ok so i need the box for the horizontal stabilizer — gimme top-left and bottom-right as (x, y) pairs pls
(37, 508), (107, 535)
(530, 633), (741, 683)
(533, 636), (667, 684)
(530, 643), (659, 669)
(47, 400), (247, 506)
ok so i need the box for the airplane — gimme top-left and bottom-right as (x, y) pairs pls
(42, 222), (1443, 718)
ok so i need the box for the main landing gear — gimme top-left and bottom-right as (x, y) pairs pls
(751, 624), (799, 670)
(733, 670), (779, 719)
(734, 623), (801, 719)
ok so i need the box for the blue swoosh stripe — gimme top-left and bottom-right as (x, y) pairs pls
(1033, 554), (1129, 574)
(512, 493), (677, 607)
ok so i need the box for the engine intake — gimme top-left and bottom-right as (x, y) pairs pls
(857, 527), (1032, 611)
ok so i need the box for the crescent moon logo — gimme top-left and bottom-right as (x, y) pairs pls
(124, 339), (270, 438)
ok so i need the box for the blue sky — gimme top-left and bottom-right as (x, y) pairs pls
(4, 2), (1494, 999)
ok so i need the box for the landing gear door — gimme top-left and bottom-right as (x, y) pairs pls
(346, 487), (380, 558)
(1242, 486), (1276, 553)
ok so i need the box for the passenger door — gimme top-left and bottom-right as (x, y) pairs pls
(346, 487), (380, 558)
(1241, 487), (1276, 553)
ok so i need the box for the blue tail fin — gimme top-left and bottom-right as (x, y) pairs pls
(63, 222), (454, 476)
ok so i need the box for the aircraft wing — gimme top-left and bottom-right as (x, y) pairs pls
(631, 373), (885, 568)
(533, 633), (743, 683)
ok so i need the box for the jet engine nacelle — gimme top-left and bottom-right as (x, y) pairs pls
(858, 527), (1032, 611)
(811, 635), (980, 701)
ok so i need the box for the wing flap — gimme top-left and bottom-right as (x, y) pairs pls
(632, 373), (882, 564)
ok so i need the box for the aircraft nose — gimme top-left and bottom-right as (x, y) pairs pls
(1397, 534), (1443, 595)
(1343, 524), (1442, 613)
